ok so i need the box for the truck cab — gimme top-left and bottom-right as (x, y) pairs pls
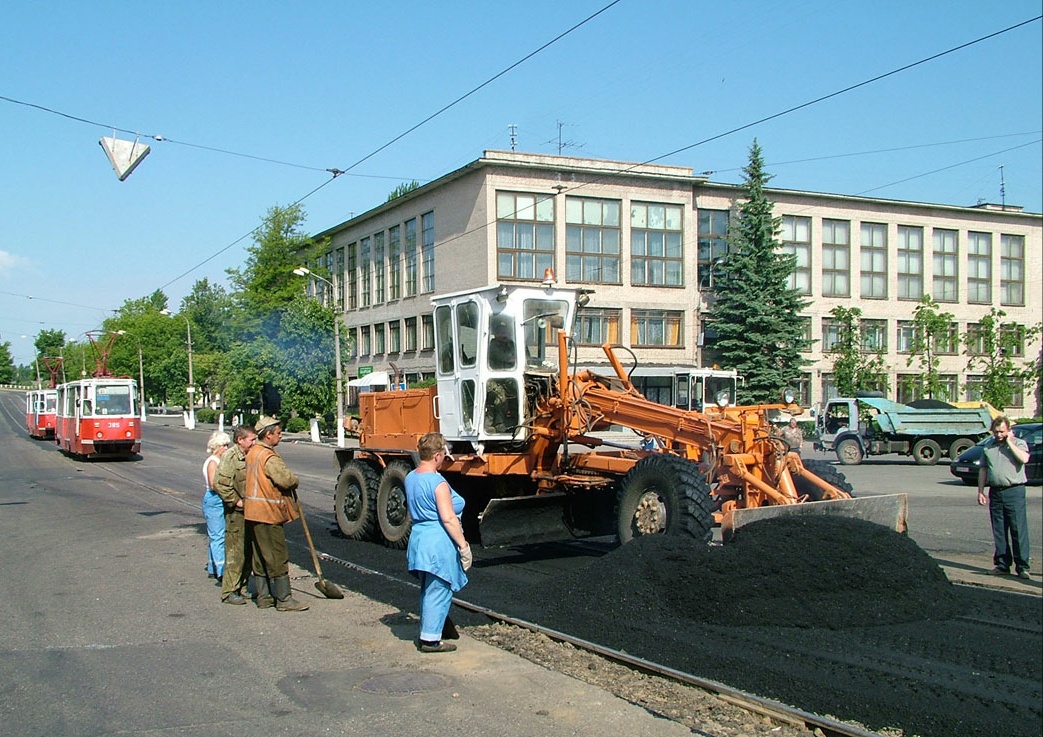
(815, 398), (865, 463)
(432, 282), (578, 445)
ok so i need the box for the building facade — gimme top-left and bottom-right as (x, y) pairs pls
(313, 150), (1042, 414)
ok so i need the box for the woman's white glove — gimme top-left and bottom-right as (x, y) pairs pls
(459, 545), (473, 572)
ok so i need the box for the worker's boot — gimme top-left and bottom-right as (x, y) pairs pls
(251, 575), (275, 609)
(272, 576), (309, 612)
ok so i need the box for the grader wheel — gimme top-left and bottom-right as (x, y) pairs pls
(615, 455), (713, 544)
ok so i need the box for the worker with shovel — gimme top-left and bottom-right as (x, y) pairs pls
(244, 416), (308, 612)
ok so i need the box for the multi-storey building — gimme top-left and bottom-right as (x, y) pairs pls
(313, 150), (1042, 414)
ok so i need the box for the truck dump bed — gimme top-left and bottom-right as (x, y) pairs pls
(859, 397), (992, 437)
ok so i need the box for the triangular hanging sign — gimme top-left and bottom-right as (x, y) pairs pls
(99, 136), (151, 181)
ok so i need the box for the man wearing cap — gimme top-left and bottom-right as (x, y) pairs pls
(244, 415), (308, 611)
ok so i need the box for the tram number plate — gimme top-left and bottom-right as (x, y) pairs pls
(107, 422), (122, 429)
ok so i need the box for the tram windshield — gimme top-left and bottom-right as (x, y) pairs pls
(94, 383), (134, 416)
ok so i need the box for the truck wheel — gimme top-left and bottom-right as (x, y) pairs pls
(377, 461), (413, 549)
(334, 461), (379, 541)
(912, 438), (942, 465)
(836, 438), (864, 465)
(616, 455), (713, 544)
(795, 459), (855, 501)
(949, 438), (974, 460)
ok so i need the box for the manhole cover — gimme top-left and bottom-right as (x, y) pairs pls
(356, 671), (451, 695)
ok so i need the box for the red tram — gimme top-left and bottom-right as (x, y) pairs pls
(26, 388), (59, 439)
(55, 377), (140, 458)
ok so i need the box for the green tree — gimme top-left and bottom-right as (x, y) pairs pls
(0, 340), (14, 383)
(963, 308), (1042, 411)
(827, 306), (889, 397)
(34, 329), (66, 359)
(386, 180), (421, 202)
(226, 203), (326, 335)
(705, 140), (810, 403)
(903, 295), (955, 400)
(270, 293), (337, 424)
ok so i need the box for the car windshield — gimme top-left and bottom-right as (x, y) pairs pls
(976, 424), (1040, 446)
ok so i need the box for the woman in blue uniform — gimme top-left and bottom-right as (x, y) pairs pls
(405, 432), (472, 652)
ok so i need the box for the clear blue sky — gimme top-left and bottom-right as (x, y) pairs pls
(2, 1), (1040, 366)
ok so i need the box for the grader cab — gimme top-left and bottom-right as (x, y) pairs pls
(333, 280), (906, 549)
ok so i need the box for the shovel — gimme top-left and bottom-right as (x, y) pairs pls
(294, 492), (344, 599)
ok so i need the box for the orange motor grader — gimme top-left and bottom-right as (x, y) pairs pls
(332, 281), (906, 548)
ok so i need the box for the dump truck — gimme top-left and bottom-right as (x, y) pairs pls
(331, 280), (906, 548)
(814, 395), (993, 466)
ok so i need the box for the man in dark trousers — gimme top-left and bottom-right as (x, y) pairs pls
(977, 415), (1032, 579)
(244, 416), (308, 611)
(213, 425), (257, 605)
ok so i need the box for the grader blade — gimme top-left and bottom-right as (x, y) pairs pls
(721, 493), (908, 543)
(478, 494), (573, 547)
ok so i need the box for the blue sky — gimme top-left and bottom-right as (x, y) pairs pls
(2, 1), (1040, 365)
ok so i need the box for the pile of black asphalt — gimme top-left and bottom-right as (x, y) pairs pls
(500, 517), (1041, 737)
(325, 515), (1040, 737)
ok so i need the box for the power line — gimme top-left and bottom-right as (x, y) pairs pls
(155, 0), (622, 292)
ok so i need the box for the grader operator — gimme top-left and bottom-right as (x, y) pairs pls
(332, 280), (906, 549)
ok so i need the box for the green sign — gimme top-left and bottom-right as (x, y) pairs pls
(357, 365), (374, 377)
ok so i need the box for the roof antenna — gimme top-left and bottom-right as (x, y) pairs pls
(508, 123), (517, 151)
(999, 165), (1006, 210)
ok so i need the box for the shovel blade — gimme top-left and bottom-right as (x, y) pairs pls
(721, 493), (908, 543)
(315, 578), (344, 599)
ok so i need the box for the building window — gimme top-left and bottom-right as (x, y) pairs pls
(697, 209), (729, 289)
(359, 326), (371, 356)
(631, 309), (683, 347)
(821, 318), (842, 352)
(860, 222), (887, 298)
(1000, 234), (1025, 306)
(388, 225), (401, 301)
(821, 373), (838, 402)
(388, 320), (401, 353)
(932, 228), (958, 303)
(373, 231), (386, 305)
(1002, 324), (1026, 357)
(347, 242), (358, 311)
(793, 373), (812, 406)
(496, 192), (555, 280)
(861, 319), (887, 352)
(967, 231), (991, 304)
(938, 374), (958, 402)
(332, 247), (345, 310)
(821, 219), (850, 297)
(404, 317), (417, 352)
(575, 308), (621, 346)
(896, 375), (923, 404)
(897, 225), (924, 300)
(780, 215), (811, 295)
(631, 203), (683, 287)
(359, 236), (371, 308)
(421, 313), (434, 351)
(565, 197), (621, 284)
(798, 316), (812, 352)
(935, 322), (959, 355)
(897, 320), (916, 353)
(405, 218), (418, 297)
(374, 324), (385, 354)
(967, 375), (1023, 408)
(965, 323), (986, 355)
(421, 211), (435, 293)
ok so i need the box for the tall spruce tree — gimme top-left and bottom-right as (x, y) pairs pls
(706, 140), (810, 404)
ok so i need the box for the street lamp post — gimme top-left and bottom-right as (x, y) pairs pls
(294, 266), (345, 447)
(161, 309), (195, 429)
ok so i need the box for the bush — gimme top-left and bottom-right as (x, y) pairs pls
(195, 408), (219, 424)
(284, 416), (310, 434)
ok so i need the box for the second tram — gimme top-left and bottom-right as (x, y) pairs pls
(26, 388), (59, 439)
